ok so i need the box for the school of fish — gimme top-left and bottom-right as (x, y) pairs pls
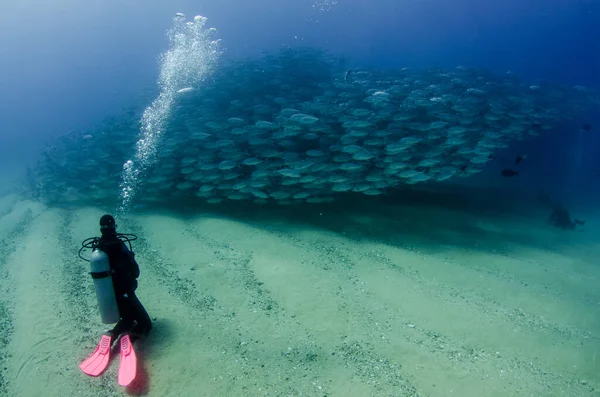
(24, 47), (599, 207)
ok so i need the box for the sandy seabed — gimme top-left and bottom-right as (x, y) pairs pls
(0, 191), (598, 397)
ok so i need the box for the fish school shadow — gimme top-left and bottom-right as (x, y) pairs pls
(154, 184), (570, 256)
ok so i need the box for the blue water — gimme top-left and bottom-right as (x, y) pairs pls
(2, 3), (600, 395)
(0, 0), (598, 203)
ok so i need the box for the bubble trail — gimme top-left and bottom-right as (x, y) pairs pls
(118, 13), (221, 213)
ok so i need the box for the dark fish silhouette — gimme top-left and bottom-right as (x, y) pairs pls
(501, 169), (519, 177)
(502, 168), (519, 178)
(344, 69), (353, 82)
(548, 206), (585, 230)
(581, 123), (592, 132)
(515, 154), (527, 165)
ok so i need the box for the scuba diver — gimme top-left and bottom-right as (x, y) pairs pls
(78, 214), (152, 387)
(548, 206), (586, 230)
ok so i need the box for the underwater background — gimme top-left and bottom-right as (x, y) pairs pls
(1, 0), (599, 207)
(0, 1), (599, 396)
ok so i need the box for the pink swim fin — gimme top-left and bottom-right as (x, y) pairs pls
(80, 334), (112, 376)
(118, 334), (137, 386)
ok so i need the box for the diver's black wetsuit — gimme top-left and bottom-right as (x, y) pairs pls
(96, 232), (152, 342)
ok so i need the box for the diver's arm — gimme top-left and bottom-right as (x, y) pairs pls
(120, 241), (140, 279)
(130, 252), (140, 279)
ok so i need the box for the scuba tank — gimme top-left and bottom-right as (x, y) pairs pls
(89, 248), (120, 324)
(79, 233), (137, 324)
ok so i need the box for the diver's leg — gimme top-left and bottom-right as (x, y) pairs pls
(110, 294), (135, 338)
(128, 292), (152, 342)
